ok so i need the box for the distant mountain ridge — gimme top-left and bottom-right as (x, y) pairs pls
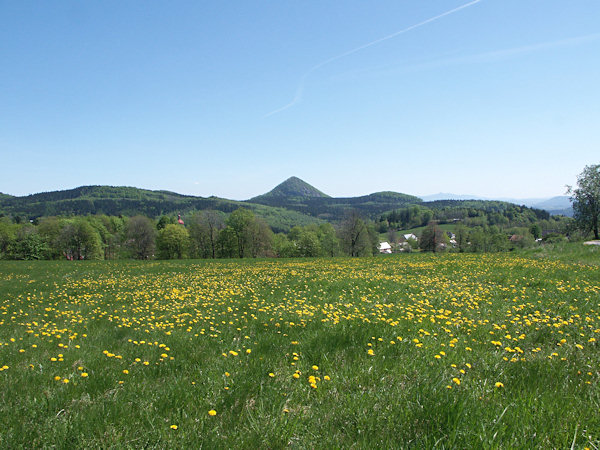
(421, 193), (572, 216)
(0, 177), (572, 230)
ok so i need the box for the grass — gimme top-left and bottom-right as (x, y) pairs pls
(0, 252), (599, 447)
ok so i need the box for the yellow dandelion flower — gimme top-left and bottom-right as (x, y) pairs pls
(208, 410), (217, 416)
(81, 372), (88, 377)
(170, 425), (178, 430)
(452, 377), (460, 385)
(495, 382), (504, 388)
(268, 372), (275, 378)
(312, 365), (319, 371)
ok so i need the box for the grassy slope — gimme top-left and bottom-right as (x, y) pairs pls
(519, 241), (600, 266)
(1, 252), (599, 447)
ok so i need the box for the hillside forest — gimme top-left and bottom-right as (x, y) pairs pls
(0, 177), (581, 260)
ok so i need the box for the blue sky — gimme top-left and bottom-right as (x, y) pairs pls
(1, 0), (599, 200)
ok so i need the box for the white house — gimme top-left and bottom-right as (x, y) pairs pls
(403, 233), (418, 242)
(378, 241), (392, 254)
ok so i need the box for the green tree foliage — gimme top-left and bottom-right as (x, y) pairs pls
(339, 211), (373, 257)
(419, 222), (447, 253)
(125, 216), (156, 259)
(12, 225), (48, 260)
(157, 224), (189, 259)
(188, 211), (224, 259)
(0, 218), (17, 259)
(567, 164), (600, 239)
(317, 223), (340, 257)
(529, 223), (542, 240)
(227, 209), (255, 258)
(57, 219), (103, 260)
(216, 226), (237, 258)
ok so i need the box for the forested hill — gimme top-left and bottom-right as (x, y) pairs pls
(248, 177), (422, 220)
(248, 191), (423, 221)
(0, 178), (563, 231)
(251, 176), (330, 200)
(0, 185), (322, 233)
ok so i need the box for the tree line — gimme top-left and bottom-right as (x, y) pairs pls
(0, 209), (381, 260)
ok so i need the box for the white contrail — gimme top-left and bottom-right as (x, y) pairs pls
(264, 0), (483, 118)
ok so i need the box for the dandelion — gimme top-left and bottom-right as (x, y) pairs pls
(367, 349), (374, 356)
(452, 377), (461, 386)
(62, 378), (69, 384)
(324, 375), (331, 381)
(208, 410), (217, 416)
(54, 376), (61, 381)
(170, 425), (178, 430)
(81, 372), (88, 377)
(268, 372), (275, 378)
(312, 365), (319, 371)
(123, 369), (129, 374)
(495, 382), (504, 388)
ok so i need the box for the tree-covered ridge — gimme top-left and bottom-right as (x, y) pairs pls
(0, 179), (566, 233)
(248, 190), (422, 220)
(0, 185), (322, 233)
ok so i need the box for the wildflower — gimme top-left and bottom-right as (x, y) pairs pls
(208, 410), (217, 416)
(268, 372), (275, 378)
(495, 382), (504, 388)
(367, 349), (374, 356)
(452, 377), (460, 386)
(170, 425), (178, 430)
(312, 365), (319, 371)
(62, 378), (69, 384)
(123, 369), (129, 374)
(81, 372), (88, 377)
(246, 349), (251, 354)
(54, 376), (61, 381)
(324, 375), (331, 381)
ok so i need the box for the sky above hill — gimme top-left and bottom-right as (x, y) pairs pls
(1, 1), (599, 200)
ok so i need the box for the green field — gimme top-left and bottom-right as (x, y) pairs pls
(1, 249), (599, 447)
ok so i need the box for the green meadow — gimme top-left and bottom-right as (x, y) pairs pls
(1, 248), (599, 448)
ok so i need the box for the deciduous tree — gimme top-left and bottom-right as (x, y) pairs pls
(567, 164), (600, 239)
